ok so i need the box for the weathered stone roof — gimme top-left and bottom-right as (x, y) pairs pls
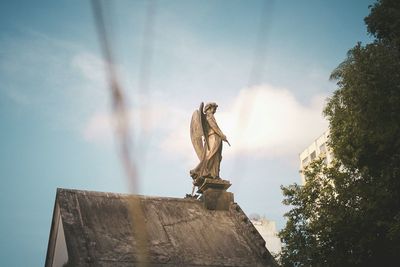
(45, 188), (279, 267)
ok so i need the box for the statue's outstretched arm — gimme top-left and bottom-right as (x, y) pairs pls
(207, 115), (226, 140)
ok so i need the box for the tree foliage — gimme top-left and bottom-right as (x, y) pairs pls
(365, 0), (400, 47)
(279, 0), (400, 266)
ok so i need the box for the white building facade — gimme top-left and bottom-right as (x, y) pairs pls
(299, 130), (334, 184)
(251, 218), (282, 257)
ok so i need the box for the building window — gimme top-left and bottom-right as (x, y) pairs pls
(319, 144), (326, 153)
(310, 151), (316, 160)
(302, 157), (309, 166)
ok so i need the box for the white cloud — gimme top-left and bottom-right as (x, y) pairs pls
(82, 100), (188, 144)
(83, 111), (113, 142)
(83, 85), (328, 161)
(161, 84), (328, 160)
(71, 52), (106, 84)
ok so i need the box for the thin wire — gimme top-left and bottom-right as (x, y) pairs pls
(91, 0), (138, 191)
(137, 0), (158, 175)
(90, 1), (149, 266)
(229, 0), (275, 182)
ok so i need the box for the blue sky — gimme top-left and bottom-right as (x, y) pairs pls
(0, 0), (374, 266)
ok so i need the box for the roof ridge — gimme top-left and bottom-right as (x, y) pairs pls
(56, 187), (200, 202)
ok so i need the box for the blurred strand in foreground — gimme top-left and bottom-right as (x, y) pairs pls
(91, 0), (149, 265)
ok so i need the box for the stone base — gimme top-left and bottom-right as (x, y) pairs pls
(197, 179), (234, 211)
(197, 178), (231, 194)
(203, 189), (234, 210)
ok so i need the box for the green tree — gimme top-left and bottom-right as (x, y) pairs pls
(365, 0), (400, 47)
(279, 0), (400, 266)
(280, 159), (370, 266)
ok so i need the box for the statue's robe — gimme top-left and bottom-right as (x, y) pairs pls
(190, 113), (224, 182)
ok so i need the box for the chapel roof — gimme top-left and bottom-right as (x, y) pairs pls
(45, 188), (278, 267)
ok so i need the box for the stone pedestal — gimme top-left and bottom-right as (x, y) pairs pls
(203, 189), (234, 210)
(197, 178), (231, 193)
(198, 178), (233, 211)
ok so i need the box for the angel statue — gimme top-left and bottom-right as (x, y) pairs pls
(190, 102), (230, 187)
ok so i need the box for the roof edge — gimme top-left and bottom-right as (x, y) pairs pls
(57, 187), (201, 202)
(44, 188), (62, 267)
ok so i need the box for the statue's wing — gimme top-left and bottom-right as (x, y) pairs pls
(199, 102), (210, 150)
(190, 108), (204, 160)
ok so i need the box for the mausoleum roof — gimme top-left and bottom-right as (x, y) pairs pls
(45, 188), (278, 267)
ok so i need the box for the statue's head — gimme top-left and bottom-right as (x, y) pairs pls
(204, 102), (218, 114)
